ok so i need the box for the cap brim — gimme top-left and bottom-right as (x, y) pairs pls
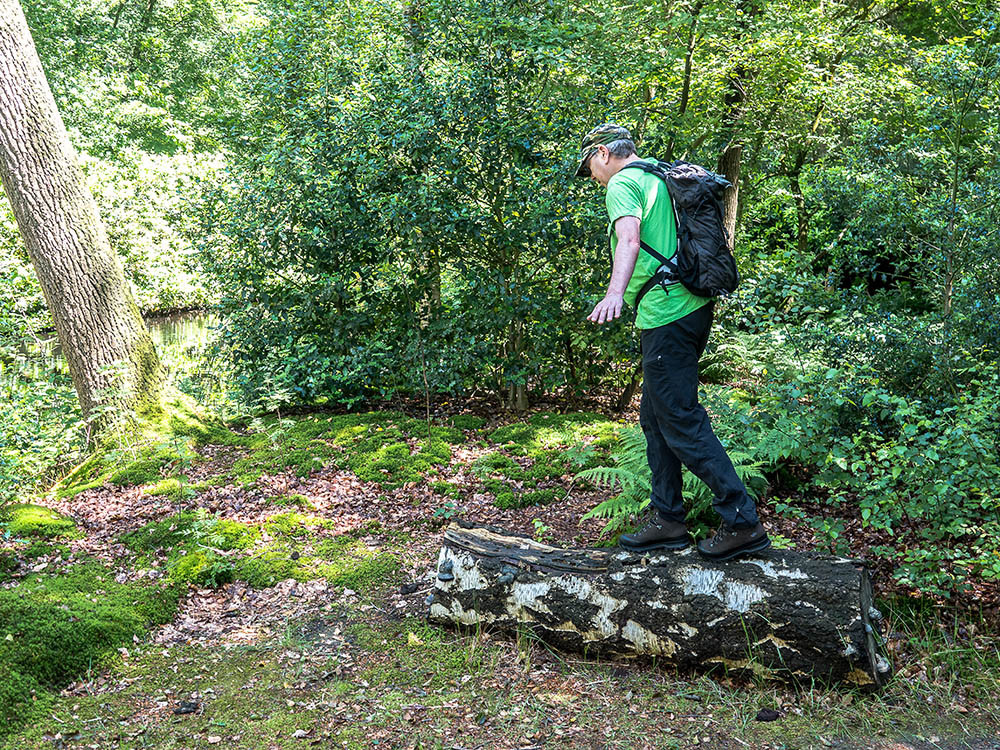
(574, 150), (593, 178)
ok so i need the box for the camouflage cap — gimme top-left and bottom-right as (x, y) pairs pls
(574, 123), (634, 178)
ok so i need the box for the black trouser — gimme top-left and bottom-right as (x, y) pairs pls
(639, 302), (759, 530)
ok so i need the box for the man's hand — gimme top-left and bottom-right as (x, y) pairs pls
(588, 216), (640, 325)
(587, 293), (625, 324)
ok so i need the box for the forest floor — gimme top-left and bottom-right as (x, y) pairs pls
(1, 404), (998, 750)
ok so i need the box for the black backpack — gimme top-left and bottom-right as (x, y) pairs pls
(621, 159), (739, 305)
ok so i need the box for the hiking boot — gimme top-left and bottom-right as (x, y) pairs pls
(697, 522), (771, 562)
(618, 510), (690, 552)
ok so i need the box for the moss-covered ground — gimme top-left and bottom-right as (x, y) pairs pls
(1, 406), (997, 748)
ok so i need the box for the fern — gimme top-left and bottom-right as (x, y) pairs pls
(755, 422), (801, 465)
(578, 425), (651, 537)
(578, 425), (770, 539)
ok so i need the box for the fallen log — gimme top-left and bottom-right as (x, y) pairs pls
(426, 522), (892, 687)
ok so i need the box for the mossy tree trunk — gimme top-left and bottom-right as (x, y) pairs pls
(0, 0), (164, 433)
(428, 523), (892, 688)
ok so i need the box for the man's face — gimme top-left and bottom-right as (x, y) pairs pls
(586, 145), (613, 187)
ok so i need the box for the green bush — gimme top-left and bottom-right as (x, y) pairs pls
(690, 329), (1000, 595)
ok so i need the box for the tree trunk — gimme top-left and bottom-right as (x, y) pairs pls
(614, 362), (642, 413)
(503, 323), (528, 412)
(717, 141), (741, 247)
(788, 162), (809, 257)
(664, 1), (703, 163)
(428, 523), (892, 688)
(715, 0), (759, 243)
(129, 0), (156, 70)
(0, 0), (164, 431)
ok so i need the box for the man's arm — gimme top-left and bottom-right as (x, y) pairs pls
(587, 215), (640, 324)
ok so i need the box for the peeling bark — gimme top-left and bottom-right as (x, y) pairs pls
(428, 523), (892, 688)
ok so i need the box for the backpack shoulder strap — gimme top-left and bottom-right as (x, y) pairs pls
(618, 160), (681, 317)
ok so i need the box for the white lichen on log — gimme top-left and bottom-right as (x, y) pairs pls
(427, 522), (892, 688)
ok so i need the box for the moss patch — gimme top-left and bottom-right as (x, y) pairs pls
(0, 562), (180, 737)
(0, 552), (18, 584)
(493, 487), (561, 510)
(489, 411), (618, 459)
(234, 522), (399, 591)
(228, 412), (456, 488)
(53, 394), (245, 499)
(448, 414), (486, 430)
(472, 452), (524, 481)
(0, 504), (75, 539)
(429, 480), (462, 500)
(352, 618), (505, 692)
(122, 512), (261, 587)
(122, 512), (397, 592)
(267, 493), (315, 509)
(0, 645), (321, 748)
(146, 475), (201, 502)
(263, 512), (333, 538)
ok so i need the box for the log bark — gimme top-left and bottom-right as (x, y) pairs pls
(427, 522), (892, 688)
(0, 0), (164, 430)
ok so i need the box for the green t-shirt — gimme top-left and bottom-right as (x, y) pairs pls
(606, 159), (712, 329)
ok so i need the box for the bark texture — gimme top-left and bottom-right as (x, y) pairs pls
(428, 522), (892, 688)
(0, 0), (163, 428)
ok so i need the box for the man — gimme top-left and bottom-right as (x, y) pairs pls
(576, 123), (769, 562)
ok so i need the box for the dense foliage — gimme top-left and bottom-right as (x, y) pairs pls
(1, 0), (998, 596)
